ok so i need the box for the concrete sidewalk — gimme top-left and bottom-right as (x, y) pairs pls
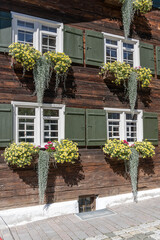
(1, 197), (160, 240)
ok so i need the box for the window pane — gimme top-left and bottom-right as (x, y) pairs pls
(18, 31), (25, 41)
(43, 109), (59, 117)
(26, 22), (34, 29)
(18, 30), (33, 45)
(123, 43), (134, 49)
(106, 47), (117, 63)
(25, 32), (33, 43)
(44, 119), (58, 142)
(42, 25), (57, 33)
(18, 108), (35, 116)
(126, 121), (137, 143)
(18, 20), (34, 29)
(18, 115), (35, 143)
(108, 113), (120, 119)
(42, 34), (56, 53)
(123, 50), (133, 67)
(18, 20), (25, 27)
(126, 114), (137, 120)
(106, 39), (117, 45)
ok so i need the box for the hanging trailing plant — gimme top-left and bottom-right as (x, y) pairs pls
(103, 139), (155, 202)
(121, 0), (135, 39)
(100, 62), (152, 112)
(38, 150), (50, 204)
(33, 56), (53, 103)
(129, 147), (139, 202)
(9, 43), (72, 102)
(44, 52), (72, 91)
(119, 0), (152, 38)
(9, 42), (41, 76)
(128, 71), (137, 115)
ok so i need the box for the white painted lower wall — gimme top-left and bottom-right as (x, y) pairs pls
(1, 188), (160, 229)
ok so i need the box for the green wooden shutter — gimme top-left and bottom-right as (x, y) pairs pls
(0, 11), (12, 52)
(156, 46), (160, 75)
(153, 0), (160, 8)
(65, 107), (85, 146)
(0, 104), (13, 147)
(143, 112), (158, 145)
(86, 109), (107, 146)
(140, 42), (155, 74)
(63, 25), (83, 64)
(85, 30), (104, 67)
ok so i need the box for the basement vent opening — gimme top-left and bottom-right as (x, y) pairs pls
(76, 195), (115, 220)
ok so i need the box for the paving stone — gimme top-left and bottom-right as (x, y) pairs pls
(105, 232), (116, 238)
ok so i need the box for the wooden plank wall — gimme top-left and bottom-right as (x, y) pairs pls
(0, 0), (160, 209)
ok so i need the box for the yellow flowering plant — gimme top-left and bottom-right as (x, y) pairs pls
(103, 139), (132, 160)
(54, 139), (79, 164)
(136, 66), (152, 88)
(120, 0), (152, 14)
(3, 142), (40, 168)
(100, 61), (152, 88)
(133, 0), (152, 14)
(103, 139), (155, 160)
(134, 140), (155, 158)
(44, 51), (72, 75)
(9, 42), (41, 71)
(100, 61), (132, 85)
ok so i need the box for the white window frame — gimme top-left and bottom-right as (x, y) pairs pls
(12, 101), (65, 147)
(104, 108), (143, 144)
(11, 12), (63, 53)
(103, 32), (140, 68)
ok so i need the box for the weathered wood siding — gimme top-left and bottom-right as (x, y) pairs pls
(0, 0), (160, 210)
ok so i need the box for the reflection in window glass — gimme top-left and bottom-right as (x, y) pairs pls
(108, 113), (120, 140)
(18, 30), (33, 45)
(17, 20), (34, 29)
(42, 34), (56, 54)
(42, 25), (57, 33)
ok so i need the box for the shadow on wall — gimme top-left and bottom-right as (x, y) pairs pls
(46, 160), (85, 204)
(103, 78), (152, 108)
(105, 156), (155, 180)
(12, 65), (77, 101)
(12, 159), (85, 205)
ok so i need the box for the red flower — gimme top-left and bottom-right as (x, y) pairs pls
(51, 147), (55, 150)
(48, 141), (52, 144)
(123, 140), (129, 145)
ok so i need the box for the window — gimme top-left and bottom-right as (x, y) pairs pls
(104, 33), (140, 68)
(105, 108), (143, 144)
(79, 196), (95, 213)
(13, 102), (65, 147)
(12, 12), (63, 53)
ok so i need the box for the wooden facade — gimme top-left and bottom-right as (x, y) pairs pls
(0, 0), (160, 210)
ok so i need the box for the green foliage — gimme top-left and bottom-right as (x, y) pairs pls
(33, 56), (53, 103)
(44, 52), (72, 91)
(103, 139), (155, 161)
(136, 66), (152, 87)
(134, 140), (155, 158)
(100, 62), (152, 112)
(119, 0), (152, 38)
(103, 139), (132, 161)
(128, 71), (137, 114)
(121, 0), (135, 39)
(9, 43), (72, 100)
(9, 42), (41, 71)
(100, 62), (152, 88)
(3, 142), (39, 168)
(100, 61), (132, 85)
(38, 150), (50, 204)
(54, 139), (79, 164)
(133, 0), (152, 14)
(129, 147), (139, 202)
